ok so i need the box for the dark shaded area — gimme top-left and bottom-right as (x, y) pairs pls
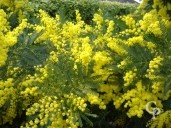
(86, 101), (152, 128)
(0, 111), (26, 128)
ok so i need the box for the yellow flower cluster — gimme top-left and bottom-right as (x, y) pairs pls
(139, 10), (162, 36)
(79, 39), (92, 67)
(31, 9), (128, 85)
(0, 78), (14, 107)
(146, 41), (156, 52)
(75, 10), (83, 24)
(151, 81), (164, 94)
(122, 15), (136, 28)
(139, 0), (171, 28)
(72, 37), (93, 68)
(64, 93), (87, 112)
(19, 65), (49, 104)
(113, 81), (162, 118)
(24, 96), (62, 128)
(0, 0), (29, 22)
(93, 11), (103, 30)
(158, 5), (169, 19)
(34, 10), (94, 71)
(123, 69), (137, 86)
(92, 51), (112, 80)
(126, 36), (144, 46)
(20, 69), (45, 88)
(20, 87), (38, 97)
(117, 59), (128, 69)
(115, 15), (142, 37)
(26, 9), (171, 125)
(1, 0), (171, 126)
(34, 10), (61, 45)
(107, 37), (126, 55)
(0, 9), (9, 67)
(152, 0), (171, 20)
(0, 78), (17, 125)
(146, 56), (163, 80)
(0, 8), (27, 67)
(62, 22), (82, 40)
(87, 93), (106, 109)
(0, 9), (8, 31)
(0, 4), (33, 125)
(18, 69), (46, 110)
(105, 20), (115, 36)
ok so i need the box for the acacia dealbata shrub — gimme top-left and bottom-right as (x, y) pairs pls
(0, 0), (171, 128)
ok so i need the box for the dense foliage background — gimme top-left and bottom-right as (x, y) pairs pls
(0, 0), (171, 128)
